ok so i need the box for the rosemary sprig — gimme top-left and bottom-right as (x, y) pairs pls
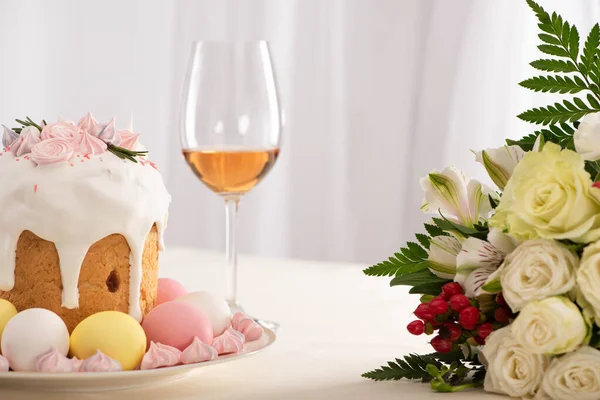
(107, 144), (148, 163)
(13, 115), (45, 133)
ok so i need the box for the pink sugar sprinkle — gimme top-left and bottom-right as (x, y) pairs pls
(24, 156), (29, 160)
(149, 161), (158, 170)
(70, 164), (74, 167)
(77, 154), (80, 157)
(15, 158), (19, 162)
(84, 154), (90, 159)
(80, 159), (84, 163)
(34, 184), (38, 193)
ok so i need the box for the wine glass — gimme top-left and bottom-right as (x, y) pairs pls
(179, 41), (282, 327)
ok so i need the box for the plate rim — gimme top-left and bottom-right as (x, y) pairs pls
(0, 327), (276, 381)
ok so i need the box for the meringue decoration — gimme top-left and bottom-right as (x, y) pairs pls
(140, 342), (182, 370)
(77, 112), (98, 133)
(80, 350), (122, 372)
(181, 336), (218, 364)
(231, 312), (264, 342)
(118, 129), (141, 150)
(212, 328), (244, 355)
(11, 126), (41, 157)
(40, 120), (80, 141)
(31, 138), (74, 166)
(71, 356), (83, 372)
(0, 354), (9, 372)
(2, 125), (18, 148)
(92, 118), (121, 146)
(71, 131), (107, 155)
(35, 348), (74, 373)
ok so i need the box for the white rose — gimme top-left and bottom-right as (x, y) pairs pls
(481, 326), (550, 399)
(475, 145), (525, 189)
(512, 296), (590, 355)
(420, 166), (497, 227)
(577, 241), (600, 325)
(537, 346), (600, 400)
(490, 240), (578, 312)
(574, 112), (600, 161)
(427, 236), (462, 279)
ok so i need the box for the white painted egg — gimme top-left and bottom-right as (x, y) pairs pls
(1, 308), (69, 371)
(176, 292), (232, 336)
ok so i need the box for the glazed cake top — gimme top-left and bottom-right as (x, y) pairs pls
(0, 113), (171, 321)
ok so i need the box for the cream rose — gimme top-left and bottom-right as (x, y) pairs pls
(512, 296), (590, 355)
(481, 326), (550, 399)
(576, 241), (600, 325)
(493, 240), (578, 312)
(537, 346), (600, 400)
(489, 142), (600, 243)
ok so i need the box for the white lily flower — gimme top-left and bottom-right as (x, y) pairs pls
(427, 236), (462, 279)
(474, 145), (525, 190)
(420, 166), (496, 227)
(455, 228), (517, 298)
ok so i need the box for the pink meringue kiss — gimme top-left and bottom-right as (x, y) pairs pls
(118, 130), (140, 150)
(35, 348), (74, 373)
(212, 328), (244, 355)
(40, 120), (81, 141)
(231, 312), (264, 342)
(71, 131), (107, 155)
(31, 138), (74, 165)
(71, 357), (83, 372)
(92, 118), (121, 146)
(11, 126), (41, 156)
(77, 112), (98, 133)
(80, 350), (122, 373)
(140, 342), (182, 370)
(181, 336), (218, 364)
(0, 354), (9, 372)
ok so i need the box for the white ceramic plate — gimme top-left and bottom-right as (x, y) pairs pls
(0, 328), (276, 392)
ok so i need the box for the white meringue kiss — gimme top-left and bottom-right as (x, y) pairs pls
(31, 138), (74, 166)
(35, 348), (74, 373)
(231, 312), (263, 342)
(180, 337), (218, 364)
(0, 354), (9, 372)
(92, 118), (121, 146)
(80, 350), (122, 372)
(40, 120), (81, 141)
(2, 125), (18, 148)
(11, 126), (41, 157)
(71, 131), (107, 155)
(141, 342), (181, 370)
(77, 112), (98, 133)
(212, 328), (244, 355)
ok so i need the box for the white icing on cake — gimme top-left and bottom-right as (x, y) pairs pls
(0, 149), (170, 321)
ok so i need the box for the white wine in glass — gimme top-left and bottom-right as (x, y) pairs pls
(180, 41), (282, 326)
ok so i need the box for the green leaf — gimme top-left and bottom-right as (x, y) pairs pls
(390, 269), (448, 287)
(432, 216), (488, 240)
(538, 33), (560, 45)
(519, 75), (586, 94)
(582, 24), (600, 73)
(517, 99), (600, 125)
(507, 122), (576, 151)
(424, 223), (446, 237)
(530, 59), (577, 73)
(409, 282), (448, 295)
(415, 233), (430, 249)
(363, 237), (430, 277)
(481, 279), (501, 293)
(538, 44), (570, 58)
(569, 25), (580, 59)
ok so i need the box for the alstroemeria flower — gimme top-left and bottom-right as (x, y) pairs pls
(454, 228), (517, 298)
(427, 236), (463, 279)
(420, 166), (496, 227)
(474, 145), (525, 190)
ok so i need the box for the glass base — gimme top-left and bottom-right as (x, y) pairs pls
(227, 300), (280, 333)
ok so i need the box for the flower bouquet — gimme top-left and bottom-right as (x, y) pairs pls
(363, 1), (600, 398)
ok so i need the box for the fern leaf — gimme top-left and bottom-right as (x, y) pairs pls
(518, 98), (600, 125)
(582, 24), (600, 73)
(424, 223), (446, 237)
(363, 238), (430, 277)
(538, 44), (570, 58)
(569, 25), (580, 60)
(519, 75), (586, 93)
(530, 59), (577, 73)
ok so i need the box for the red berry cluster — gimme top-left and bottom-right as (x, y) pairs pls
(406, 283), (511, 353)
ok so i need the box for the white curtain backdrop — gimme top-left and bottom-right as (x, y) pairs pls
(0, 0), (598, 264)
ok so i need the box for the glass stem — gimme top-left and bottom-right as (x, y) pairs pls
(224, 197), (240, 310)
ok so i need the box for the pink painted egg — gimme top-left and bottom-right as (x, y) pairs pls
(142, 301), (212, 351)
(156, 278), (187, 306)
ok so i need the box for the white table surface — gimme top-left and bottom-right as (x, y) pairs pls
(0, 248), (502, 400)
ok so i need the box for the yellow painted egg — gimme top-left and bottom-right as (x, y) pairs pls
(0, 299), (17, 346)
(70, 311), (146, 371)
